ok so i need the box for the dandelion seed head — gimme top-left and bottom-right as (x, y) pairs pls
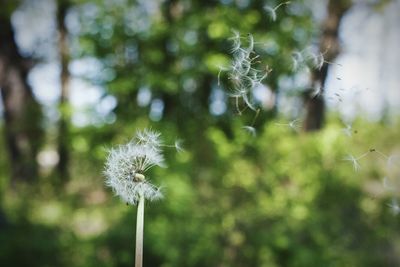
(104, 129), (164, 205)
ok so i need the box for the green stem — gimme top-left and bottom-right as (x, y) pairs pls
(135, 194), (145, 267)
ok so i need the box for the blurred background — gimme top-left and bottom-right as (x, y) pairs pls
(1, 0), (400, 266)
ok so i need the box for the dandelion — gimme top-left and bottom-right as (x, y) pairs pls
(104, 128), (165, 267)
(104, 130), (164, 205)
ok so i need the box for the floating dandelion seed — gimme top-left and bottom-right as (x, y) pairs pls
(291, 51), (303, 71)
(313, 52), (325, 70)
(291, 48), (341, 72)
(342, 124), (353, 137)
(157, 138), (185, 153)
(361, 147), (390, 160)
(310, 52), (341, 70)
(343, 150), (372, 172)
(173, 139), (185, 153)
(246, 33), (254, 53)
(104, 129), (164, 205)
(220, 31), (270, 113)
(387, 154), (399, 168)
(373, 149), (389, 160)
(229, 29), (242, 53)
(228, 93), (243, 115)
(275, 119), (301, 132)
(343, 154), (362, 172)
(242, 92), (257, 111)
(217, 66), (227, 86)
(242, 125), (257, 137)
(311, 86), (323, 98)
(329, 92), (343, 103)
(383, 176), (397, 192)
(288, 119), (301, 131)
(264, 1), (291, 21)
(387, 198), (400, 216)
(299, 47), (342, 71)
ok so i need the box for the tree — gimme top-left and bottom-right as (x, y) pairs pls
(56, 0), (71, 182)
(303, 0), (352, 131)
(0, 2), (43, 182)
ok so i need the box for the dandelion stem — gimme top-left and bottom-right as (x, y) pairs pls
(135, 194), (145, 267)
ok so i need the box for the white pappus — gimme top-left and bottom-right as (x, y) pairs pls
(104, 129), (165, 205)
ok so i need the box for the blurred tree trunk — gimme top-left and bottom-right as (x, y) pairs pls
(0, 9), (43, 182)
(303, 0), (352, 131)
(56, 0), (71, 182)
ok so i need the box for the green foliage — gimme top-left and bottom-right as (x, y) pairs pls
(2, 119), (400, 266)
